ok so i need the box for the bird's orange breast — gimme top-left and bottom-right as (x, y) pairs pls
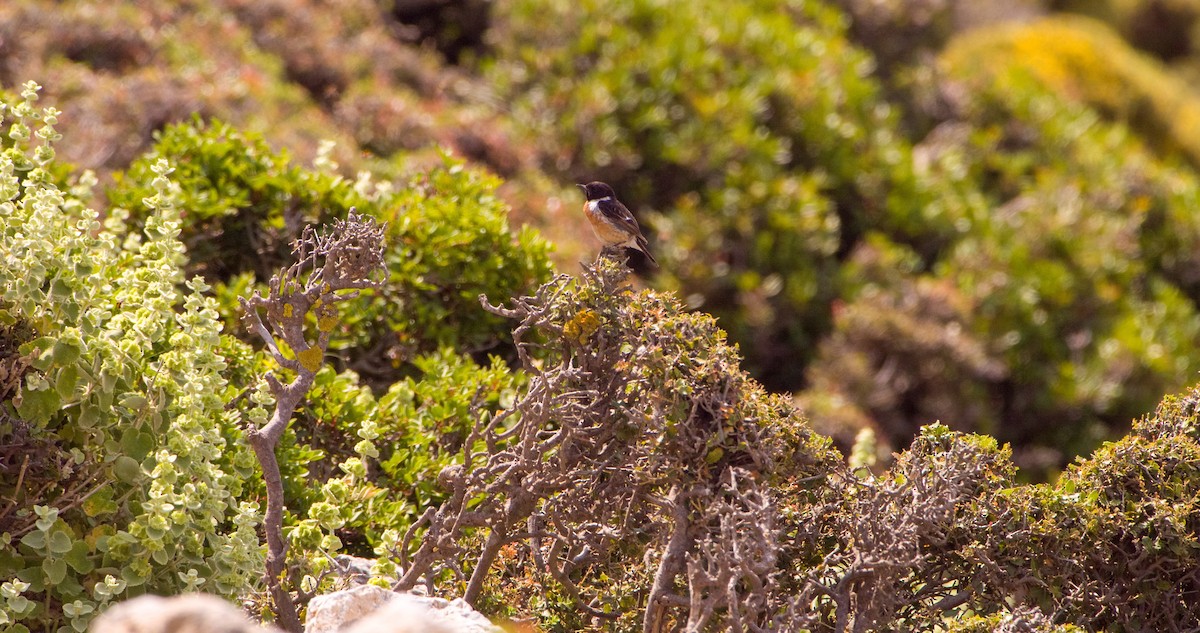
(584, 201), (634, 246)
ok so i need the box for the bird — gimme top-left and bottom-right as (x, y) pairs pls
(577, 181), (658, 266)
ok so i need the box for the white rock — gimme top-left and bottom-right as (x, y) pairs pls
(90, 593), (273, 633)
(304, 585), (395, 633)
(305, 585), (504, 633)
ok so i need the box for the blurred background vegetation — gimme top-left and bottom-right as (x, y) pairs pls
(5, 0), (1200, 476)
(5, 0), (1200, 629)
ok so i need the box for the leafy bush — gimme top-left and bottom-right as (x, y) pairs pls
(770, 398), (1200, 630)
(787, 424), (1017, 630)
(942, 15), (1200, 168)
(278, 351), (523, 550)
(354, 162), (551, 385)
(106, 118), (357, 282)
(965, 386), (1200, 629)
(920, 42), (1200, 461)
(107, 120), (553, 387)
(282, 351), (524, 599)
(372, 349), (520, 514)
(799, 235), (1006, 452)
(0, 83), (262, 633)
(487, 0), (961, 389)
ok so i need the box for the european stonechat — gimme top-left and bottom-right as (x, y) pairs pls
(577, 181), (658, 266)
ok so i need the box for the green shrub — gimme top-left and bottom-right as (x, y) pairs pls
(941, 15), (1200, 168)
(799, 234), (1006, 452)
(106, 118), (357, 282)
(353, 161), (551, 385)
(0, 84), (262, 633)
(108, 120), (553, 387)
(487, 0), (962, 389)
(283, 351), (524, 590)
(787, 424), (1017, 630)
(923, 50), (1200, 458)
(774, 394), (1200, 630)
(372, 349), (520, 513)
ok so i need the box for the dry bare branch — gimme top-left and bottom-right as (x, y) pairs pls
(238, 209), (385, 632)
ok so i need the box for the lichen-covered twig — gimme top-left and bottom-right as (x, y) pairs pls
(239, 210), (385, 632)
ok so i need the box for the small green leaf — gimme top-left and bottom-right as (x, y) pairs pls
(55, 365), (81, 400)
(24, 337), (57, 371)
(48, 531), (72, 555)
(7, 595), (33, 615)
(120, 565), (147, 587)
(64, 540), (93, 574)
(120, 429), (155, 462)
(49, 338), (82, 366)
(34, 506), (59, 531)
(82, 488), (118, 518)
(118, 393), (148, 411)
(43, 558), (67, 584)
(14, 387), (61, 426)
(50, 278), (73, 300)
(77, 401), (100, 428)
(19, 531), (46, 551)
(112, 456), (142, 483)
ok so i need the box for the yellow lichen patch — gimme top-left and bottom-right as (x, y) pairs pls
(563, 308), (602, 345)
(298, 346), (324, 373)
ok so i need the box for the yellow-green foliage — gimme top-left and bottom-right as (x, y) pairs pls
(946, 607), (1086, 633)
(282, 353), (525, 589)
(0, 85), (263, 633)
(942, 15), (1200, 166)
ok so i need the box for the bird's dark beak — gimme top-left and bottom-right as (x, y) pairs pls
(576, 183), (586, 191)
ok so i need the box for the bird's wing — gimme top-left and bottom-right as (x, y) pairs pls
(597, 198), (645, 237)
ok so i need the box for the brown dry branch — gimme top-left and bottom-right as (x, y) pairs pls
(783, 428), (1013, 632)
(683, 467), (781, 631)
(239, 209), (385, 632)
(965, 400), (1200, 632)
(391, 254), (838, 631)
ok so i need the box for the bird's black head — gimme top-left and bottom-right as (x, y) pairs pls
(578, 181), (616, 201)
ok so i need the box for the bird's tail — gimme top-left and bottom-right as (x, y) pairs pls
(636, 236), (659, 267)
